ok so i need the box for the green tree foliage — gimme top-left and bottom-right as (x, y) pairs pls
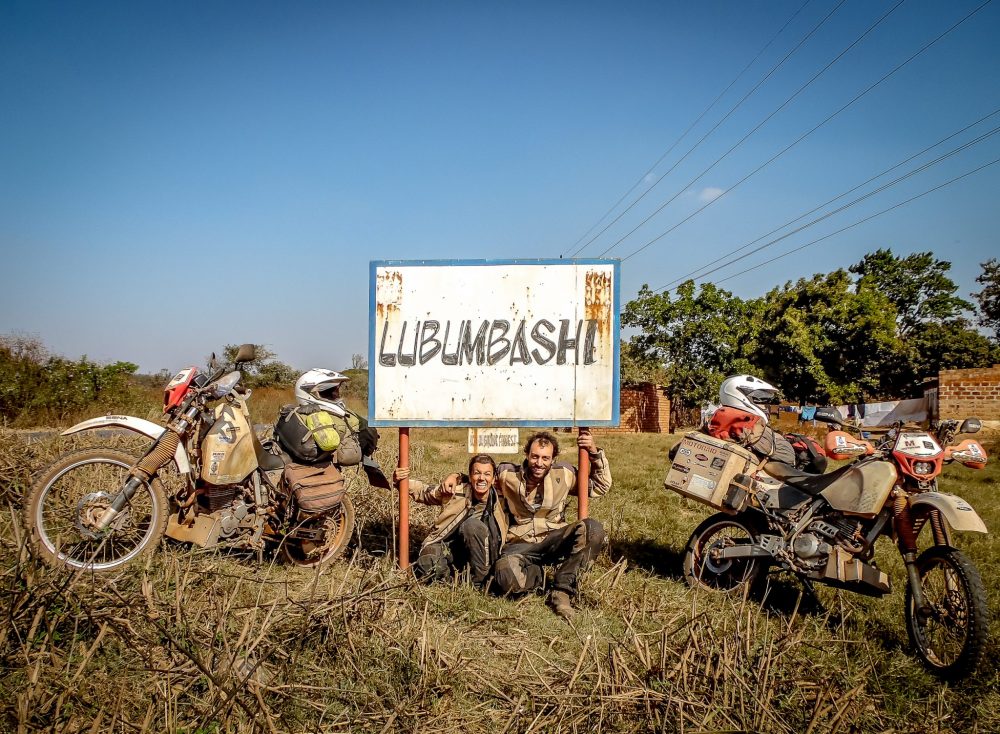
(622, 281), (760, 406)
(973, 258), (1000, 341)
(620, 340), (668, 387)
(850, 248), (973, 335)
(850, 250), (997, 388)
(0, 333), (139, 424)
(907, 319), (1000, 377)
(220, 344), (298, 388)
(754, 270), (905, 403)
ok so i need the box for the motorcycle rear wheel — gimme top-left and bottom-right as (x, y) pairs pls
(24, 448), (168, 572)
(683, 512), (763, 591)
(281, 495), (356, 568)
(905, 546), (988, 680)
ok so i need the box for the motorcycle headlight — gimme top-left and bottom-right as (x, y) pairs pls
(913, 460), (934, 476)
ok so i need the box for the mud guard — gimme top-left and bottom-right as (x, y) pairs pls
(61, 415), (192, 475)
(910, 491), (987, 533)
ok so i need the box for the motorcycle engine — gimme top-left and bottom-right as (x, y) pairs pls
(219, 500), (251, 537)
(792, 533), (830, 565)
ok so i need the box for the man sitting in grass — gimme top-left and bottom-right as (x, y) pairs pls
(393, 454), (508, 587)
(490, 430), (612, 621)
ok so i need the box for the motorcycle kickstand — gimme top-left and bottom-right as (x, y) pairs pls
(798, 578), (825, 613)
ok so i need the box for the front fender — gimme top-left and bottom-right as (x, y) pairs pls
(62, 415), (192, 475)
(910, 491), (987, 533)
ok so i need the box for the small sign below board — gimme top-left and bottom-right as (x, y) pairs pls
(468, 427), (520, 454)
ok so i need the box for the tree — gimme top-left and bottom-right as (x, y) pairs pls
(973, 258), (1000, 341)
(620, 339), (667, 387)
(351, 353), (368, 370)
(752, 270), (906, 403)
(850, 248), (973, 336)
(1, 333), (139, 422)
(219, 344), (297, 388)
(622, 280), (760, 406)
(907, 318), (1000, 377)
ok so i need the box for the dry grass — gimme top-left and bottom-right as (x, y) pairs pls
(2, 427), (999, 733)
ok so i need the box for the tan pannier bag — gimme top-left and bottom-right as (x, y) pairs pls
(284, 462), (346, 514)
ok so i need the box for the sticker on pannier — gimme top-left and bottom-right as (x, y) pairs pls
(284, 463), (346, 514)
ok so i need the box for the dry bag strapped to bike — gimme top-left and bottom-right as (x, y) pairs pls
(274, 404), (363, 466)
(284, 462), (346, 513)
(785, 432), (828, 474)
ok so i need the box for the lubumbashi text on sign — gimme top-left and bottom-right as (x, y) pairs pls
(378, 318), (602, 367)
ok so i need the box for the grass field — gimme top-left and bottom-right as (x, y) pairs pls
(2, 421), (999, 733)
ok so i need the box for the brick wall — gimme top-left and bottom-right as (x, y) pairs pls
(594, 383), (670, 433)
(938, 364), (1000, 426)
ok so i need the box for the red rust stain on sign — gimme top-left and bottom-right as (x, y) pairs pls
(584, 270), (612, 332)
(376, 270), (404, 319)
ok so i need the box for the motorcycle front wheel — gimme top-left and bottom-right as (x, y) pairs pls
(25, 448), (169, 572)
(282, 495), (356, 568)
(905, 546), (989, 680)
(683, 512), (763, 591)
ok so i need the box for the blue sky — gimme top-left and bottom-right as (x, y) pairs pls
(1, 0), (997, 374)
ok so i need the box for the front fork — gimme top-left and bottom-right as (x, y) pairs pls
(95, 410), (194, 530)
(893, 488), (953, 617)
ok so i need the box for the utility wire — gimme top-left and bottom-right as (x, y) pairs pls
(561, 0), (813, 258)
(597, 0), (907, 258)
(712, 157), (1000, 285)
(564, 0), (844, 259)
(656, 107), (1000, 291)
(616, 0), (993, 262)
(663, 124), (1000, 287)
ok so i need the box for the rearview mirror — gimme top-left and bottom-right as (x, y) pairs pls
(959, 417), (982, 434)
(235, 344), (257, 364)
(813, 407), (844, 425)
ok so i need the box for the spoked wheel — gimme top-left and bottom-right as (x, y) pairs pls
(24, 449), (168, 572)
(905, 546), (989, 680)
(683, 512), (763, 591)
(282, 495), (356, 568)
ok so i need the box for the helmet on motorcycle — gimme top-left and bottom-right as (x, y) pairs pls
(718, 374), (780, 424)
(295, 368), (349, 416)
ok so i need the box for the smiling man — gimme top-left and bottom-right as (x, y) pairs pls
(393, 454), (508, 586)
(492, 430), (612, 620)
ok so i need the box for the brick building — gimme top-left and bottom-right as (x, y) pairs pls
(595, 383), (670, 433)
(937, 364), (1000, 431)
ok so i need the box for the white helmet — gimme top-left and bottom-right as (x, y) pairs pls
(295, 368), (348, 416)
(718, 374), (780, 424)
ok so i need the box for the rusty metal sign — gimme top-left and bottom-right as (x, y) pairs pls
(369, 259), (620, 426)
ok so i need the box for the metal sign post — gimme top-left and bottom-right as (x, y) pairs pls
(398, 427), (410, 569)
(577, 427), (590, 520)
(370, 259), (620, 569)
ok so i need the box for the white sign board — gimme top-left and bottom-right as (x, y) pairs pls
(468, 428), (520, 454)
(369, 259), (620, 427)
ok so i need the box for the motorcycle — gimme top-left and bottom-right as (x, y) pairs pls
(25, 344), (370, 573)
(669, 408), (990, 679)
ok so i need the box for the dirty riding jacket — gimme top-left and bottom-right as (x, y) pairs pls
(496, 450), (612, 544)
(407, 479), (510, 550)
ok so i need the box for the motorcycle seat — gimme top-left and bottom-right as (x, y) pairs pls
(763, 462), (854, 497)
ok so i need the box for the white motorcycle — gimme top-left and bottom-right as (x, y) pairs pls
(668, 408), (990, 679)
(25, 345), (374, 572)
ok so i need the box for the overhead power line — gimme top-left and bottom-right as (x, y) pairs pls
(563, 0), (842, 259)
(594, 0), (908, 258)
(655, 107), (1000, 291)
(712, 156), (1000, 285)
(615, 0), (994, 263)
(560, 0), (813, 259)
